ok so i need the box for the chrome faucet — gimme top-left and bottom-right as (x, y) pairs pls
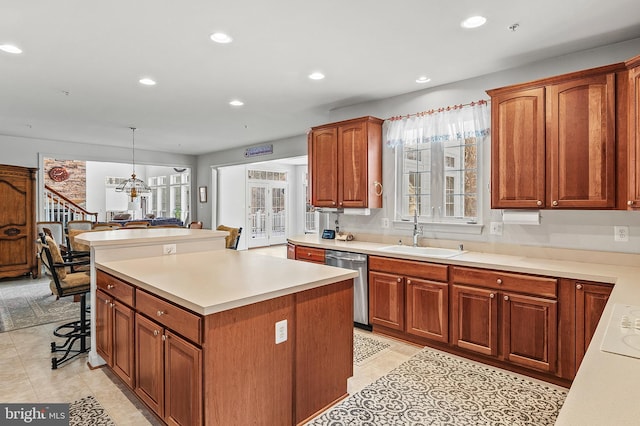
(412, 209), (421, 247)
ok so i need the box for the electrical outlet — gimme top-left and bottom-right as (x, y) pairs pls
(489, 222), (503, 236)
(614, 226), (629, 242)
(382, 218), (390, 228)
(275, 319), (287, 344)
(163, 244), (177, 255)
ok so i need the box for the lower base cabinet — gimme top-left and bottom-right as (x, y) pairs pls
(451, 285), (498, 357)
(406, 278), (448, 343)
(96, 269), (353, 426)
(135, 313), (202, 426)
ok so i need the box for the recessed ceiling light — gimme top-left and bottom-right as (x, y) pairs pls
(229, 99), (244, 107)
(308, 72), (325, 80)
(210, 32), (233, 44)
(139, 78), (157, 86)
(416, 76), (431, 84)
(461, 16), (487, 29)
(0, 44), (22, 54)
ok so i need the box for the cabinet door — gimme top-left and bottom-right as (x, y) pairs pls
(165, 331), (202, 426)
(95, 289), (113, 366)
(405, 278), (448, 343)
(547, 74), (616, 208)
(369, 271), (404, 331)
(490, 88), (546, 208)
(135, 314), (165, 418)
(112, 301), (135, 388)
(502, 292), (557, 373)
(629, 66), (640, 208)
(338, 121), (368, 208)
(576, 282), (612, 368)
(309, 127), (338, 207)
(451, 285), (498, 356)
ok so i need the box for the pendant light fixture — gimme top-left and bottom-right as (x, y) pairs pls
(116, 127), (151, 201)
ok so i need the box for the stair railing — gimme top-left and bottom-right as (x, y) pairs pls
(43, 185), (98, 230)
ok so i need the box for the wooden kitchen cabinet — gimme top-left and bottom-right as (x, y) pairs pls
(135, 313), (203, 426)
(487, 64), (622, 209)
(557, 278), (613, 380)
(287, 242), (296, 259)
(626, 55), (640, 209)
(0, 164), (37, 279)
(295, 245), (325, 264)
(369, 271), (405, 331)
(451, 284), (498, 356)
(547, 73), (616, 208)
(490, 87), (546, 208)
(369, 256), (449, 341)
(308, 116), (383, 208)
(451, 266), (558, 373)
(96, 271), (136, 388)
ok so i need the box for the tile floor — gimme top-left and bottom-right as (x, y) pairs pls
(0, 245), (421, 424)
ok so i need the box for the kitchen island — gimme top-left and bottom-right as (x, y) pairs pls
(78, 229), (357, 425)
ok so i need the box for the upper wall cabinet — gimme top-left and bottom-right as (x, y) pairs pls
(488, 64), (623, 209)
(627, 55), (640, 209)
(308, 116), (383, 208)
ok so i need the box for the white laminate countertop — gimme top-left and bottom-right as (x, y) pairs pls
(287, 234), (640, 426)
(97, 249), (357, 316)
(76, 227), (228, 246)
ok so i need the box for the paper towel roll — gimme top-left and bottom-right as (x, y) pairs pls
(501, 210), (540, 225)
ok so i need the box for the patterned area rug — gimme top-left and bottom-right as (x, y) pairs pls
(353, 332), (391, 365)
(0, 279), (80, 332)
(70, 396), (115, 426)
(309, 347), (567, 425)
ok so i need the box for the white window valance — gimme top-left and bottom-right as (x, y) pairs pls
(385, 100), (491, 148)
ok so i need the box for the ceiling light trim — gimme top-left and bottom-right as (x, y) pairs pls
(461, 16), (487, 29)
(0, 44), (22, 54)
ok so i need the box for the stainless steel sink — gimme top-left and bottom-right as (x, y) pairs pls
(377, 245), (465, 258)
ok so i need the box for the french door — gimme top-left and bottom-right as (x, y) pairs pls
(247, 181), (287, 248)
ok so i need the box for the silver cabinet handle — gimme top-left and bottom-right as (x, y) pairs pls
(628, 200), (635, 206)
(397, 277), (402, 283)
(536, 200), (542, 206)
(552, 200), (558, 206)
(496, 278), (502, 285)
(489, 293), (495, 299)
(407, 279), (412, 285)
(157, 310), (165, 316)
(107, 284), (114, 289)
(153, 330), (159, 336)
(504, 295), (509, 301)
(576, 284), (583, 290)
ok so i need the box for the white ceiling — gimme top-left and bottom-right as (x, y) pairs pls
(2, 0), (640, 155)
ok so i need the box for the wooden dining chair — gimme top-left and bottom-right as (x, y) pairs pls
(188, 221), (203, 229)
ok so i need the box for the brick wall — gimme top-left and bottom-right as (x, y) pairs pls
(43, 159), (86, 208)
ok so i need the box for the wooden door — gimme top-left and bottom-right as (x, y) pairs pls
(0, 165), (36, 279)
(547, 73), (616, 208)
(369, 271), (405, 331)
(405, 278), (448, 343)
(576, 282), (612, 368)
(451, 285), (498, 356)
(112, 300), (135, 388)
(489, 88), (546, 208)
(502, 292), (557, 372)
(309, 127), (338, 207)
(628, 65), (640, 208)
(95, 289), (113, 366)
(338, 121), (368, 208)
(164, 331), (202, 426)
(135, 313), (165, 418)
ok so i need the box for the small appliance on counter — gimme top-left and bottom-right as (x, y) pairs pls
(321, 229), (335, 239)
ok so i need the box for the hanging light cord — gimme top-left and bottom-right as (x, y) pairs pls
(130, 127), (137, 174)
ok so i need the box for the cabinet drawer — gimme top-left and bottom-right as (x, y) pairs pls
(370, 256), (448, 282)
(452, 267), (557, 298)
(136, 290), (202, 345)
(295, 246), (326, 263)
(97, 270), (135, 307)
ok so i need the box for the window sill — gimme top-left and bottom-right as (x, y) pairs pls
(393, 221), (484, 235)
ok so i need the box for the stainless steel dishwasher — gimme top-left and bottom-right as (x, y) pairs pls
(325, 250), (370, 330)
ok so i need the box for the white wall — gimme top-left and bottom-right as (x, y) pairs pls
(196, 37), (640, 254)
(216, 161), (303, 249)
